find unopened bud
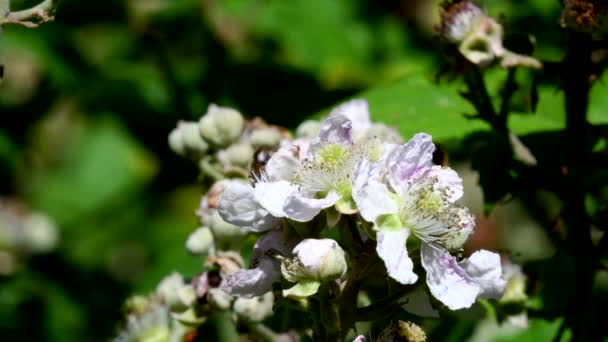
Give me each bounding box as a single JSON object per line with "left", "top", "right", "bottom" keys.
{"left": 186, "top": 227, "right": 214, "bottom": 255}
{"left": 217, "top": 143, "right": 254, "bottom": 169}
{"left": 250, "top": 127, "right": 283, "bottom": 148}
{"left": 233, "top": 292, "right": 274, "bottom": 322}
{"left": 295, "top": 120, "right": 322, "bottom": 139}
{"left": 156, "top": 272, "right": 194, "bottom": 312}
{"left": 22, "top": 213, "right": 58, "bottom": 253}
{"left": 204, "top": 211, "right": 245, "bottom": 250}
{"left": 199, "top": 104, "right": 244, "bottom": 147}
{"left": 168, "top": 121, "right": 209, "bottom": 158}
{"left": 281, "top": 239, "right": 347, "bottom": 283}
{"left": 124, "top": 295, "right": 152, "bottom": 316}
{"left": 377, "top": 321, "right": 427, "bottom": 342}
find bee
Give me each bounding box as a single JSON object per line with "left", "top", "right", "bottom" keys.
{"left": 249, "top": 146, "right": 275, "bottom": 183}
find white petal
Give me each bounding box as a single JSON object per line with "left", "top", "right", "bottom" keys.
{"left": 218, "top": 181, "right": 279, "bottom": 233}
{"left": 314, "top": 114, "right": 353, "bottom": 148}
{"left": 283, "top": 191, "right": 340, "bottom": 222}
{"left": 420, "top": 243, "right": 480, "bottom": 310}
{"left": 254, "top": 181, "right": 298, "bottom": 218}
{"left": 221, "top": 258, "right": 280, "bottom": 298}
{"left": 399, "top": 287, "right": 439, "bottom": 318}
{"left": 426, "top": 166, "right": 464, "bottom": 202}
{"left": 354, "top": 180, "right": 398, "bottom": 223}
{"left": 328, "top": 99, "right": 371, "bottom": 137}
{"left": 459, "top": 250, "right": 506, "bottom": 299}
{"left": 264, "top": 146, "right": 301, "bottom": 181}
{"left": 387, "top": 133, "right": 435, "bottom": 191}
{"left": 376, "top": 230, "right": 418, "bottom": 285}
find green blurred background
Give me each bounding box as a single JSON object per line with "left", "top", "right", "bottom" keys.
{"left": 3, "top": 0, "right": 607, "bottom": 341}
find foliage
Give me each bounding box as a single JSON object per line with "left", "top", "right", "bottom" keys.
{"left": 1, "top": 0, "right": 608, "bottom": 341}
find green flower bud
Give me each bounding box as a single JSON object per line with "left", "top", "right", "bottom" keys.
{"left": 233, "top": 292, "right": 274, "bottom": 322}
{"left": 124, "top": 295, "right": 152, "bottom": 316}
{"left": 185, "top": 227, "right": 214, "bottom": 255}
{"left": 22, "top": 213, "right": 58, "bottom": 254}
{"left": 281, "top": 239, "right": 347, "bottom": 283}
{"left": 168, "top": 121, "right": 209, "bottom": 158}
{"left": 156, "top": 272, "right": 194, "bottom": 312}
{"left": 249, "top": 127, "right": 283, "bottom": 148}
{"left": 199, "top": 104, "right": 244, "bottom": 147}
{"left": 217, "top": 143, "right": 254, "bottom": 170}
{"left": 295, "top": 120, "right": 321, "bottom": 139}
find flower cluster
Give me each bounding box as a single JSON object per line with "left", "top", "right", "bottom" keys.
{"left": 116, "top": 99, "right": 507, "bottom": 341}
{"left": 218, "top": 99, "right": 506, "bottom": 310}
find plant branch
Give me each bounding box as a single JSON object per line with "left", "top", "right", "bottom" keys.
{"left": 1, "top": 0, "right": 55, "bottom": 27}
{"left": 562, "top": 30, "right": 595, "bottom": 341}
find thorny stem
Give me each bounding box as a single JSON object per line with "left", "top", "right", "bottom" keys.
{"left": 463, "top": 66, "right": 505, "bottom": 133}
{"left": 562, "top": 31, "right": 595, "bottom": 341}
{"left": 498, "top": 68, "right": 518, "bottom": 127}
{"left": 1, "top": 0, "right": 55, "bottom": 27}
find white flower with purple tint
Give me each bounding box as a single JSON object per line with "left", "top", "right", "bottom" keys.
{"left": 221, "top": 229, "right": 298, "bottom": 298}
{"left": 218, "top": 99, "right": 376, "bottom": 227}
{"left": 353, "top": 133, "right": 505, "bottom": 309}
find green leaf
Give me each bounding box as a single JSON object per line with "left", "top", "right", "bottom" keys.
{"left": 282, "top": 280, "right": 321, "bottom": 299}
{"left": 26, "top": 116, "right": 157, "bottom": 226}
{"left": 320, "top": 70, "right": 608, "bottom": 142}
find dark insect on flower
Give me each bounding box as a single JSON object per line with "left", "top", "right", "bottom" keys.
{"left": 249, "top": 146, "right": 276, "bottom": 183}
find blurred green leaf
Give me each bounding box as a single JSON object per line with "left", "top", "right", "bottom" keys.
{"left": 26, "top": 115, "right": 157, "bottom": 226}
{"left": 215, "top": 0, "right": 421, "bottom": 88}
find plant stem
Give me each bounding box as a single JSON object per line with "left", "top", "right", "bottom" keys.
{"left": 464, "top": 66, "right": 503, "bottom": 132}
{"left": 1, "top": 0, "right": 55, "bottom": 27}
{"left": 499, "top": 68, "right": 518, "bottom": 127}
{"left": 247, "top": 322, "right": 287, "bottom": 342}
{"left": 562, "top": 31, "right": 594, "bottom": 341}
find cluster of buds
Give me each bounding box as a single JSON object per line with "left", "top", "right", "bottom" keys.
{"left": 0, "top": 198, "right": 59, "bottom": 275}
{"left": 114, "top": 252, "right": 281, "bottom": 341}
{"left": 169, "top": 104, "right": 290, "bottom": 182}
{"left": 438, "top": 0, "right": 541, "bottom": 69}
